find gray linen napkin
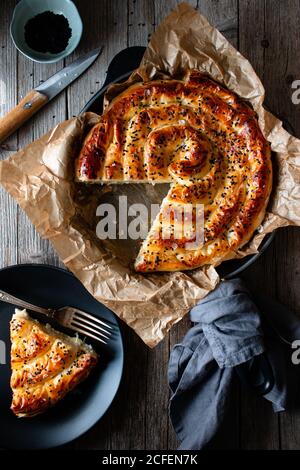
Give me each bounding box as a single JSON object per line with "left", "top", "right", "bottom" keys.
{"left": 168, "top": 279, "right": 300, "bottom": 450}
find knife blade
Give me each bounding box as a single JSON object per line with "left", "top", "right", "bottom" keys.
{"left": 0, "top": 47, "right": 103, "bottom": 144}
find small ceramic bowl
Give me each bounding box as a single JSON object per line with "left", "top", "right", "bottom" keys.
{"left": 10, "top": 0, "right": 83, "bottom": 63}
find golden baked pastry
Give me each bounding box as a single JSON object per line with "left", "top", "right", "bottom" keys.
{"left": 10, "top": 309, "right": 98, "bottom": 417}
{"left": 76, "top": 70, "right": 272, "bottom": 272}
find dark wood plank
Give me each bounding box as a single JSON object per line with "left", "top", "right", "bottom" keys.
{"left": 239, "top": 0, "right": 300, "bottom": 450}
{"left": 109, "top": 327, "right": 148, "bottom": 450}
{"left": 261, "top": 0, "right": 300, "bottom": 449}
{"left": 128, "top": 0, "right": 155, "bottom": 47}
{"left": 154, "top": 0, "right": 196, "bottom": 29}
{"left": 69, "top": 0, "right": 130, "bottom": 117}
{"left": 197, "top": 0, "right": 238, "bottom": 46}
{"left": 0, "top": 0, "right": 18, "bottom": 269}
{"left": 240, "top": 242, "right": 281, "bottom": 448}
{"left": 127, "top": 0, "right": 170, "bottom": 450}
{"left": 274, "top": 227, "right": 300, "bottom": 450}
{"left": 239, "top": 0, "right": 280, "bottom": 450}
{"left": 239, "top": 0, "right": 279, "bottom": 450}
{"left": 145, "top": 339, "right": 170, "bottom": 450}
{"left": 238, "top": 0, "right": 265, "bottom": 74}
{"left": 16, "top": 52, "right": 64, "bottom": 267}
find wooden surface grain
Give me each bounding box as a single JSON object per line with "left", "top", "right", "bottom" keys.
{"left": 0, "top": 0, "right": 300, "bottom": 450}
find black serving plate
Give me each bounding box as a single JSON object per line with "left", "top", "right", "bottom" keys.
{"left": 81, "top": 46, "right": 276, "bottom": 279}
{"left": 0, "top": 264, "right": 123, "bottom": 449}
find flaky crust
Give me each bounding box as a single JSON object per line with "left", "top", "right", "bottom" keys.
{"left": 10, "top": 310, "right": 98, "bottom": 417}
{"left": 76, "top": 70, "right": 272, "bottom": 272}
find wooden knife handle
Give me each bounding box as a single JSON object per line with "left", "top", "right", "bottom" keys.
{"left": 0, "top": 90, "right": 48, "bottom": 144}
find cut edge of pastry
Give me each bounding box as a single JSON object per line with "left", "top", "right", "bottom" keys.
{"left": 12, "top": 309, "right": 96, "bottom": 354}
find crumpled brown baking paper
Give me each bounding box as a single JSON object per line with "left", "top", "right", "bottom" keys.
{"left": 1, "top": 2, "right": 300, "bottom": 347}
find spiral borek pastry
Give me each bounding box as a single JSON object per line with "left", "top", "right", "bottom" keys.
{"left": 76, "top": 71, "right": 272, "bottom": 272}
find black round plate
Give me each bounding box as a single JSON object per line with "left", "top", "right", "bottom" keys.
{"left": 81, "top": 47, "right": 276, "bottom": 279}
{"left": 0, "top": 264, "right": 124, "bottom": 449}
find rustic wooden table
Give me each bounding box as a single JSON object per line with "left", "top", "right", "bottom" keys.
{"left": 1, "top": 0, "right": 299, "bottom": 450}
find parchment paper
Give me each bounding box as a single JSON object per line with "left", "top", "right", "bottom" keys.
{"left": 1, "top": 3, "right": 300, "bottom": 347}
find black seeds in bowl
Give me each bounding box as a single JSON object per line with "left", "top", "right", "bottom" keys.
{"left": 24, "top": 11, "right": 72, "bottom": 54}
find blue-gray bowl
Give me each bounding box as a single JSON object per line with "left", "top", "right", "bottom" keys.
{"left": 10, "top": 0, "right": 83, "bottom": 63}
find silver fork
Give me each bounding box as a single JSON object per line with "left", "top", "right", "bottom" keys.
{"left": 0, "top": 289, "right": 112, "bottom": 345}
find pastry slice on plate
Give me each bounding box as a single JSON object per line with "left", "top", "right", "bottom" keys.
{"left": 10, "top": 309, "right": 98, "bottom": 418}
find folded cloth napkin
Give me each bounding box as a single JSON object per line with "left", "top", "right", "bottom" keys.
{"left": 168, "top": 279, "right": 300, "bottom": 450}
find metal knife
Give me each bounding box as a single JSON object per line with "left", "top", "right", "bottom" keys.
{"left": 0, "top": 47, "right": 103, "bottom": 144}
